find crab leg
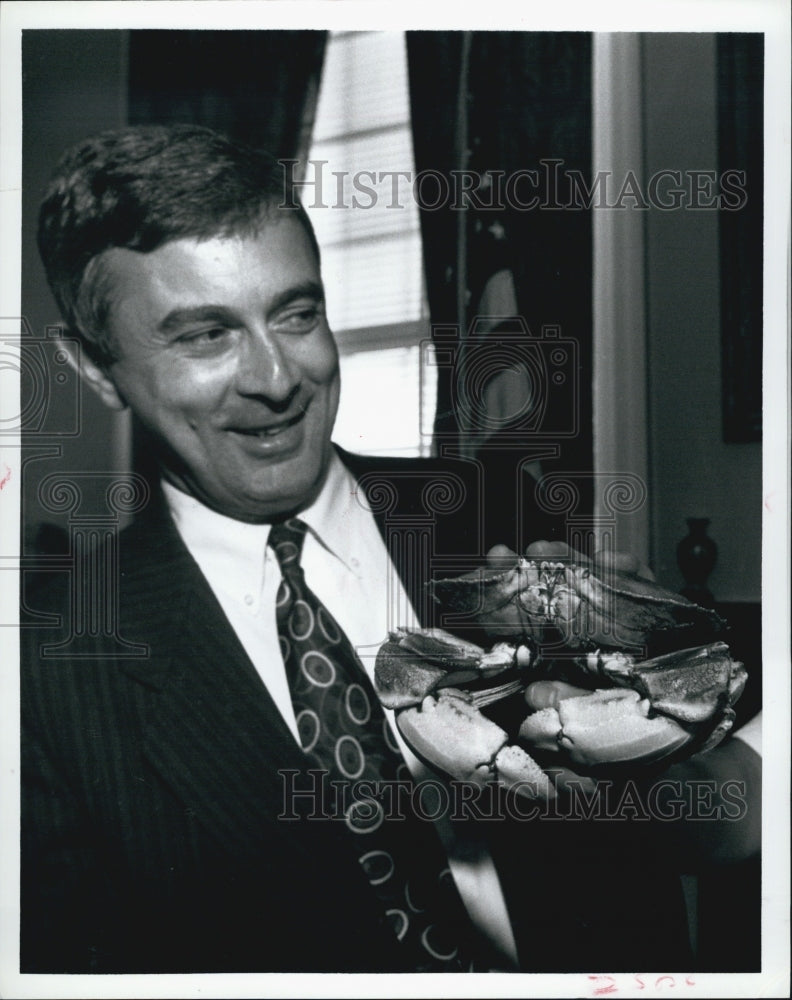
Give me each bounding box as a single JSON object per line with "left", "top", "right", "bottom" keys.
{"left": 374, "top": 627, "right": 529, "bottom": 710}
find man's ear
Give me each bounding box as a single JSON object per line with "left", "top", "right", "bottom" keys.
{"left": 60, "top": 338, "right": 127, "bottom": 411}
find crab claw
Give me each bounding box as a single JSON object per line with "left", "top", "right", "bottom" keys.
{"left": 391, "top": 627, "right": 487, "bottom": 667}
{"left": 520, "top": 641, "right": 747, "bottom": 769}
{"left": 519, "top": 688, "right": 693, "bottom": 768}
{"left": 375, "top": 642, "right": 449, "bottom": 710}
{"left": 397, "top": 691, "right": 555, "bottom": 799}
{"left": 623, "top": 642, "right": 746, "bottom": 724}
{"left": 374, "top": 628, "right": 521, "bottom": 710}
{"left": 584, "top": 642, "right": 747, "bottom": 724}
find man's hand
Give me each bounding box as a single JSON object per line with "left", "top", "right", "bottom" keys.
{"left": 646, "top": 731, "right": 761, "bottom": 867}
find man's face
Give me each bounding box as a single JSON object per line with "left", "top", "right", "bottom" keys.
{"left": 99, "top": 216, "right": 340, "bottom": 521}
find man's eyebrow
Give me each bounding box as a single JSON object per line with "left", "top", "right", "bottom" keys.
{"left": 157, "top": 282, "right": 325, "bottom": 334}
{"left": 266, "top": 281, "right": 325, "bottom": 316}
{"left": 158, "top": 305, "right": 237, "bottom": 334}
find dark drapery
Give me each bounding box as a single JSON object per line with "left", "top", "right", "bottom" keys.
{"left": 128, "top": 29, "right": 326, "bottom": 158}
{"left": 407, "top": 31, "right": 593, "bottom": 537}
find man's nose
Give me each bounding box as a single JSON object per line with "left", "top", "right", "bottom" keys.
{"left": 234, "top": 328, "right": 300, "bottom": 406}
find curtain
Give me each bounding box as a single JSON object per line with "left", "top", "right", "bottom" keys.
{"left": 407, "top": 31, "right": 593, "bottom": 543}
{"left": 128, "top": 30, "right": 326, "bottom": 159}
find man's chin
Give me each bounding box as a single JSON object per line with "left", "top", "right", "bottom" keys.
{"left": 222, "top": 465, "right": 331, "bottom": 523}
{"left": 160, "top": 443, "right": 335, "bottom": 522}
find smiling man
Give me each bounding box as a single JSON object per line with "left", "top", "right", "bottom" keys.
{"left": 76, "top": 226, "right": 339, "bottom": 520}
{"left": 42, "top": 127, "right": 340, "bottom": 523}
{"left": 23, "top": 124, "right": 526, "bottom": 975}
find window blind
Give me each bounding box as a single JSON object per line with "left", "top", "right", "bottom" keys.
{"left": 303, "top": 31, "right": 435, "bottom": 456}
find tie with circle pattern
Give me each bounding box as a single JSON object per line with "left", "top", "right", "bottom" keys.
{"left": 269, "top": 517, "right": 479, "bottom": 972}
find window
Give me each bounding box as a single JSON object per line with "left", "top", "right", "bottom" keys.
{"left": 303, "top": 31, "right": 435, "bottom": 457}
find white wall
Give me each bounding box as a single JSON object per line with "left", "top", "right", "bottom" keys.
{"left": 643, "top": 34, "right": 762, "bottom": 602}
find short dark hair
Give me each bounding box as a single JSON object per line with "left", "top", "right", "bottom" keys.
{"left": 37, "top": 124, "right": 320, "bottom": 367}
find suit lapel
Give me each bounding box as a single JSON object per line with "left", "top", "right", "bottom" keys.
{"left": 118, "top": 497, "right": 310, "bottom": 857}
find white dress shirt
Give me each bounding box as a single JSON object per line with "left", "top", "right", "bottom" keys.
{"left": 162, "top": 452, "right": 519, "bottom": 968}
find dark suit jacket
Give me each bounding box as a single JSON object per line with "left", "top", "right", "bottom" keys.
{"left": 21, "top": 450, "right": 691, "bottom": 973}
{"left": 20, "top": 451, "right": 495, "bottom": 973}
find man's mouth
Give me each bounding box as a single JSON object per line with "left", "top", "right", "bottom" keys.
{"left": 229, "top": 408, "right": 307, "bottom": 438}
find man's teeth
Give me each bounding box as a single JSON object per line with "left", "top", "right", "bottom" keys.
{"left": 237, "top": 414, "right": 302, "bottom": 437}
{"left": 242, "top": 425, "right": 287, "bottom": 437}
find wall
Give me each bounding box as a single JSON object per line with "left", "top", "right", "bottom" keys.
{"left": 643, "top": 34, "right": 762, "bottom": 602}
{"left": 22, "top": 30, "right": 130, "bottom": 541}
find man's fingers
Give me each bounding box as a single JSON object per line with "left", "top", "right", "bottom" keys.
{"left": 525, "top": 540, "right": 574, "bottom": 560}
{"left": 546, "top": 766, "right": 598, "bottom": 797}
{"left": 485, "top": 544, "right": 518, "bottom": 568}
{"left": 525, "top": 680, "right": 591, "bottom": 712}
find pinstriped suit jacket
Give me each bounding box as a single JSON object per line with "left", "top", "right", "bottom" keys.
{"left": 20, "top": 451, "right": 493, "bottom": 974}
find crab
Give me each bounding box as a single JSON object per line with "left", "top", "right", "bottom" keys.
{"left": 428, "top": 556, "right": 726, "bottom": 651}
{"left": 373, "top": 556, "right": 747, "bottom": 799}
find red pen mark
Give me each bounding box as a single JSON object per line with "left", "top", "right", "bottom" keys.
{"left": 634, "top": 975, "right": 646, "bottom": 989}
{"left": 685, "top": 977, "right": 696, "bottom": 987}
{"left": 588, "top": 974, "right": 618, "bottom": 996}
{"left": 655, "top": 975, "right": 676, "bottom": 988}
{"left": 764, "top": 492, "right": 775, "bottom": 512}
{"left": 0, "top": 464, "right": 11, "bottom": 491}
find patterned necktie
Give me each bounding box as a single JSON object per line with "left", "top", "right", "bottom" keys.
{"left": 269, "top": 518, "right": 478, "bottom": 972}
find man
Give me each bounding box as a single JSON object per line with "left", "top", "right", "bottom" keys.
{"left": 23, "top": 124, "right": 760, "bottom": 975}
{"left": 23, "top": 123, "right": 521, "bottom": 974}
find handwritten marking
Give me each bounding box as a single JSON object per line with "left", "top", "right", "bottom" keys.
{"left": 588, "top": 974, "right": 618, "bottom": 996}
{"left": 0, "top": 464, "right": 11, "bottom": 491}
{"left": 586, "top": 974, "right": 697, "bottom": 996}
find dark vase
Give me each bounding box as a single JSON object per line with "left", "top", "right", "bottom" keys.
{"left": 676, "top": 517, "right": 718, "bottom": 606}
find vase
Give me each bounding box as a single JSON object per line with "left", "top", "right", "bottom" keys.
{"left": 676, "top": 518, "right": 718, "bottom": 606}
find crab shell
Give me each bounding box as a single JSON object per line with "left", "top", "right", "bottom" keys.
{"left": 374, "top": 628, "right": 746, "bottom": 794}
{"left": 429, "top": 558, "right": 726, "bottom": 651}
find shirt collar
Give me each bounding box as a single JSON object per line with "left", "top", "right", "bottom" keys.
{"left": 298, "top": 450, "right": 363, "bottom": 572}
{"left": 162, "top": 480, "right": 270, "bottom": 609}
{"left": 161, "top": 451, "right": 360, "bottom": 604}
